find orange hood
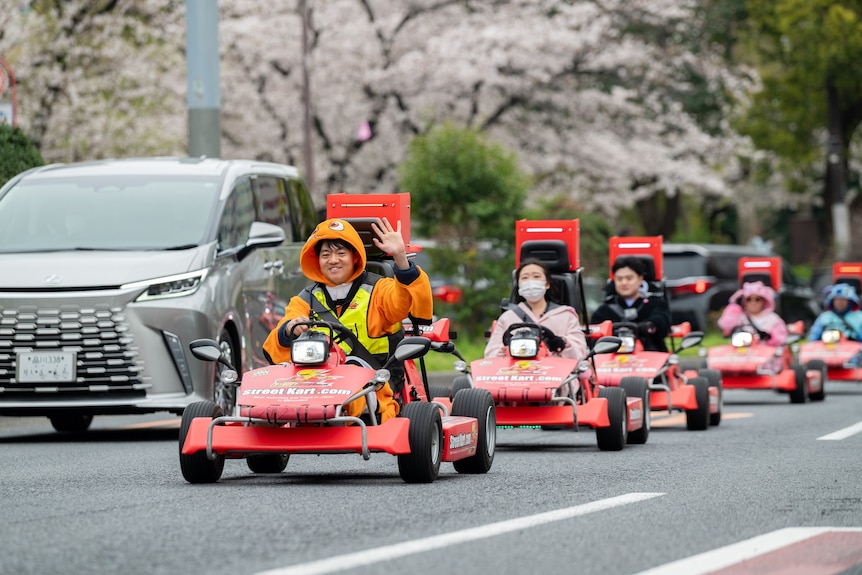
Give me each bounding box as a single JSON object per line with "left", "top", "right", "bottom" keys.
{"left": 299, "top": 219, "right": 366, "bottom": 286}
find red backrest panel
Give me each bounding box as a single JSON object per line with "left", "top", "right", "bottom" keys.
{"left": 738, "top": 256, "right": 781, "bottom": 290}
{"left": 515, "top": 219, "right": 580, "bottom": 272}
{"left": 608, "top": 236, "right": 663, "bottom": 281}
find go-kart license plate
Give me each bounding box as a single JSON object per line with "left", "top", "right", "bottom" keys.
{"left": 17, "top": 352, "right": 77, "bottom": 383}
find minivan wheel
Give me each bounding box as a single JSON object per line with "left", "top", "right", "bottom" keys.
{"left": 214, "top": 329, "right": 239, "bottom": 416}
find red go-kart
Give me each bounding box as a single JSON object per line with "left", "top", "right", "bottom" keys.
{"left": 797, "top": 261, "right": 862, "bottom": 385}
{"left": 798, "top": 329, "right": 862, "bottom": 384}
{"left": 452, "top": 322, "right": 639, "bottom": 451}
{"left": 706, "top": 323, "right": 825, "bottom": 403}
{"left": 590, "top": 320, "right": 720, "bottom": 430}
{"left": 180, "top": 318, "right": 496, "bottom": 483}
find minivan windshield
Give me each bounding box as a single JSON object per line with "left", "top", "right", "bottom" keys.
{"left": 0, "top": 175, "right": 221, "bottom": 253}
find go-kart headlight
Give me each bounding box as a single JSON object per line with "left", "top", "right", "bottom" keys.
{"left": 291, "top": 332, "right": 330, "bottom": 365}
{"left": 618, "top": 335, "right": 636, "bottom": 354}
{"left": 509, "top": 336, "right": 539, "bottom": 359}
{"left": 821, "top": 329, "right": 841, "bottom": 344}
{"left": 731, "top": 331, "right": 753, "bottom": 348}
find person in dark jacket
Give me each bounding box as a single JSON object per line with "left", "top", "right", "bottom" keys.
{"left": 591, "top": 255, "right": 671, "bottom": 352}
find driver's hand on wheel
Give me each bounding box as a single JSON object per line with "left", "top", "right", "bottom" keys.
{"left": 285, "top": 315, "right": 310, "bottom": 337}
{"left": 637, "top": 321, "right": 656, "bottom": 336}
{"left": 545, "top": 334, "right": 566, "bottom": 353}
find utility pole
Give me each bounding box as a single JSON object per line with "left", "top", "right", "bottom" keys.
{"left": 300, "top": 0, "right": 315, "bottom": 196}
{"left": 185, "top": 0, "right": 221, "bottom": 158}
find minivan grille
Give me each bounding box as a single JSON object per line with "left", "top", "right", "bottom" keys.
{"left": 0, "top": 304, "right": 149, "bottom": 395}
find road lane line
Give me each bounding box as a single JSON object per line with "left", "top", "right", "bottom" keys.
{"left": 255, "top": 492, "right": 665, "bottom": 575}
{"left": 818, "top": 420, "right": 862, "bottom": 440}
{"left": 630, "top": 527, "right": 862, "bottom": 575}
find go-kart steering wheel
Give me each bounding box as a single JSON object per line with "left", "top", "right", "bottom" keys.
{"left": 290, "top": 319, "right": 355, "bottom": 344}
{"left": 502, "top": 322, "right": 564, "bottom": 352}
{"left": 611, "top": 321, "right": 641, "bottom": 336}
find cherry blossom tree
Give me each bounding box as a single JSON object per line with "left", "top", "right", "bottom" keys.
{"left": 1, "top": 0, "right": 773, "bottom": 236}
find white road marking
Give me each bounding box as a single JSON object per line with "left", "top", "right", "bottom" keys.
{"left": 818, "top": 420, "right": 862, "bottom": 440}
{"left": 255, "top": 492, "right": 665, "bottom": 575}
{"left": 630, "top": 527, "right": 862, "bottom": 575}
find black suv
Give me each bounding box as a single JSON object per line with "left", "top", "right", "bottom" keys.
{"left": 662, "top": 243, "right": 821, "bottom": 332}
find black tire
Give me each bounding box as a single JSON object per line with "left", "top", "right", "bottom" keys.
{"left": 247, "top": 453, "right": 290, "bottom": 474}
{"left": 179, "top": 401, "right": 225, "bottom": 484}
{"left": 685, "top": 377, "right": 710, "bottom": 431}
{"left": 452, "top": 375, "right": 472, "bottom": 395}
{"left": 806, "top": 360, "right": 827, "bottom": 402}
{"left": 619, "top": 377, "right": 650, "bottom": 445}
{"left": 450, "top": 388, "right": 496, "bottom": 474}
{"left": 789, "top": 364, "right": 808, "bottom": 404}
{"left": 429, "top": 385, "right": 452, "bottom": 400}
{"left": 697, "top": 368, "right": 723, "bottom": 426}
{"left": 398, "top": 402, "right": 442, "bottom": 483}
{"left": 678, "top": 357, "right": 707, "bottom": 371}
{"left": 596, "top": 387, "right": 627, "bottom": 451}
{"left": 213, "top": 329, "right": 239, "bottom": 416}
{"left": 49, "top": 413, "right": 94, "bottom": 433}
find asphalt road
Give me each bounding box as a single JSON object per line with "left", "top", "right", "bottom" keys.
{"left": 1, "top": 380, "right": 860, "bottom": 575}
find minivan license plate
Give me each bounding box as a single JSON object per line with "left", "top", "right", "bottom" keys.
{"left": 17, "top": 352, "right": 77, "bottom": 383}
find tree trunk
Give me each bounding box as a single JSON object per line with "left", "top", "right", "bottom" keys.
{"left": 826, "top": 77, "right": 849, "bottom": 260}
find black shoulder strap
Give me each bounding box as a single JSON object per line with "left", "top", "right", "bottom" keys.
{"left": 506, "top": 302, "right": 535, "bottom": 324}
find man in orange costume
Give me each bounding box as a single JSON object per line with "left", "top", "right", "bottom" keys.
{"left": 263, "top": 217, "right": 433, "bottom": 422}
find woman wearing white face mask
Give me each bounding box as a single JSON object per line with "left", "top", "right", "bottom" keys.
{"left": 484, "top": 259, "right": 588, "bottom": 361}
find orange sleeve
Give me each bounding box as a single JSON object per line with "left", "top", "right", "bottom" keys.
{"left": 366, "top": 268, "right": 433, "bottom": 337}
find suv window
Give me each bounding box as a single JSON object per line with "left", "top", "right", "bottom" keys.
{"left": 705, "top": 254, "right": 740, "bottom": 280}
{"left": 254, "top": 176, "right": 294, "bottom": 238}
{"left": 218, "top": 176, "right": 256, "bottom": 250}
{"left": 663, "top": 252, "right": 706, "bottom": 278}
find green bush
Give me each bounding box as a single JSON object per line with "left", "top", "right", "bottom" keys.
{"left": 0, "top": 123, "right": 45, "bottom": 188}
{"left": 399, "top": 122, "right": 530, "bottom": 338}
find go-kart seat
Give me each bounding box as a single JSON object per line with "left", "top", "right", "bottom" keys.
{"left": 508, "top": 239, "right": 584, "bottom": 315}
{"left": 835, "top": 277, "right": 862, "bottom": 294}
{"left": 740, "top": 272, "right": 773, "bottom": 288}
{"left": 603, "top": 255, "right": 666, "bottom": 301}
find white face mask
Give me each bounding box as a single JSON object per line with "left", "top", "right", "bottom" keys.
{"left": 518, "top": 280, "right": 547, "bottom": 303}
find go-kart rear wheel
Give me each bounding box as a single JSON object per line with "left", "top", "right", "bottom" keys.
{"left": 806, "top": 360, "right": 826, "bottom": 402}
{"left": 451, "top": 388, "right": 496, "bottom": 474}
{"left": 247, "top": 453, "right": 290, "bottom": 474}
{"left": 398, "top": 402, "right": 442, "bottom": 483}
{"left": 179, "top": 401, "right": 225, "bottom": 484}
{"left": 685, "top": 377, "right": 710, "bottom": 431}
{"left": 452, "top": 375, "right": 472, "bottom": 395}
{"left": 789, "top": 364, "right": 808, "bottom": 404}
{"left": 697, "top": 368, "right": 723, "bottom": 426}
{"left": 679, "top": 357, "right": 707, "bottom": 371}
{"left": 49, "top": 413, "right": 94, "bottom": 433}
{"left": 596, "top": 387, "right": 627, "bottom": 451}
{"left": 619, "top": 377, "right": 650, "bottom": 445}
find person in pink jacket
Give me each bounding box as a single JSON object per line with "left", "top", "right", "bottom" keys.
{"left": 717, "top": 280, "right": 788, "bottom": 346}
{"left": 485, "top": 259, "right": 589, "bottom": 360}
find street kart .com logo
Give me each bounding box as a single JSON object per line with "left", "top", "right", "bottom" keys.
{"left": 497, "top": 361, "right": 551, "bottom": 377}
{"left": 270, "top": 369, "right": 342, "bottom": 387}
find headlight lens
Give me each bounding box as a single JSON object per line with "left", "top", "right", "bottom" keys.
{"left": 126, "top": 270, "right": 207, "bottom": 301}
{"left": 618, "top": 335, "right": 636, "bottom": 354}
{"left": 731, "top": 331, "right": 753, "bottom": 347}
{"left": 509, "top": 336, "right": 539, "bottom": 359}
{"left": 292, "top": 337, "right": 329, "bottom": 365}
{"left": 821, "top": 330, "right": 841, "bottom": 344}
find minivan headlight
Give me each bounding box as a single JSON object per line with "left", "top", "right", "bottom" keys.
{"left": 125, "top": 270, "right": 208, "bottom": 301}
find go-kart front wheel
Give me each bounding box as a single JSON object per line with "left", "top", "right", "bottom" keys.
{"left": 685, "top": 377, "right": 710, "bottom": 431}
{"left": 451, "top": 388, "right": 496, "bottom": 474}
{"left": 789, "top": 365, "right": 809, "bottom": 404}
{"left": 805, "top": 360, "right": 826, "bottom": 402}
{"left": 697, "top": 368, "right": 723, "bottom": 426}
{"left": 596, "top": 387, "right": 627, "bottom": 451}
{"left": 398, "top": 402, "right": 443, "bottom": 483}
{"left": 619, "top": 377, "right": 649, "bottom": 445}
{"left": 179, "top": 401, "right": 225, "bottom": 484}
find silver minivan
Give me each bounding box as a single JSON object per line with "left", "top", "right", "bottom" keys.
{"left": 0, "top": 157, "right": 318, "bottom": 431}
